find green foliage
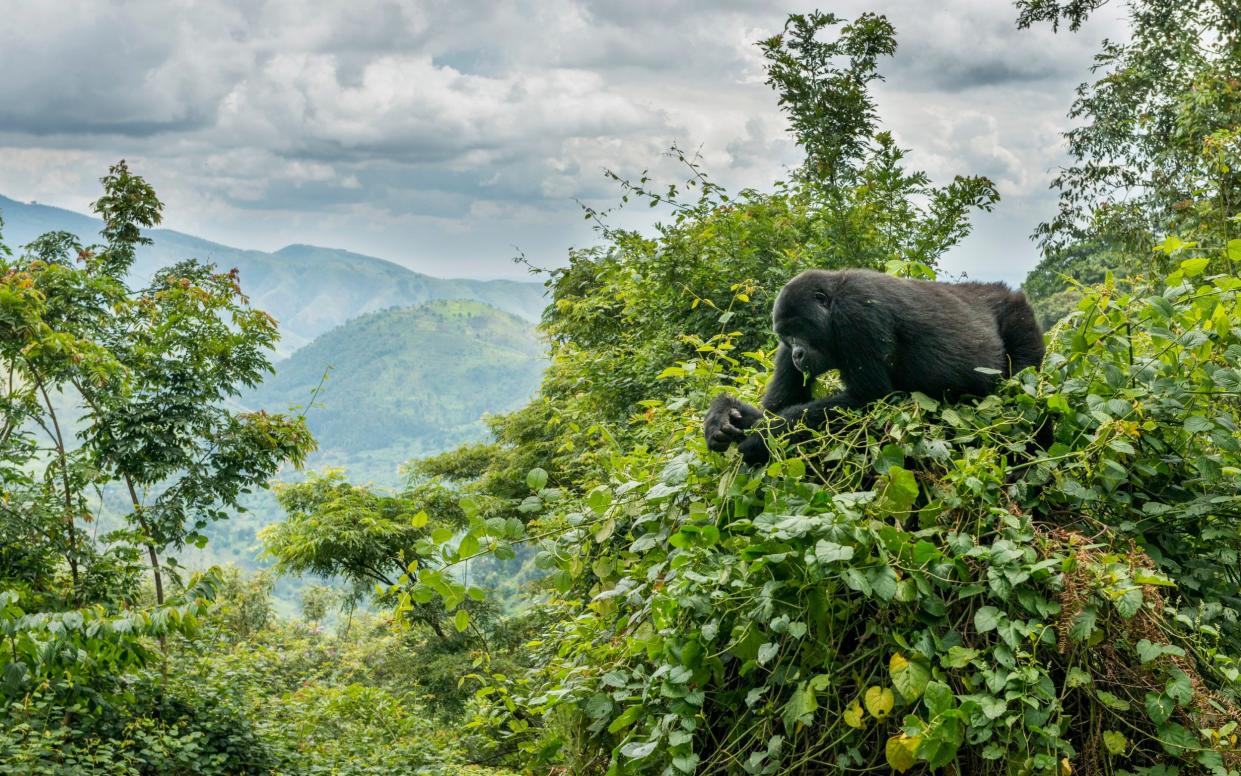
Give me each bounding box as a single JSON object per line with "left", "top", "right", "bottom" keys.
{"left": 213, "top": 566, "right": 275, "bottom": 640}
{"left": 300, "top": 583, "right": 338, "bottom": 623}
{"left": 1014, "top": 0, "right": 1107, "bottom": 33}
{"left": 0, "top": 161, "right": 315, "bottom": 609}
{"left": 1022, "top": 239, "right": 1135, "bottom": 328}
{"left": 264, "top": 470, "right": 504, "bottom": 641}
{"left": 182, "top": 575, "right": 529, "bottom": 774}
{"left": 759, "top": 11, "right": 897, "bottom": 185}
{"left": 1019, "top": 0, "right": 1241, "bottom": 255}
{"left": 0, "top": 582, "right": 211, "bottom": 710}
{"left": 0, "top": 163, "right": 316, "bottom": 771}
{"left": 1020, "top": 0, "right": 1241, "bottom": 335}
{"left": 0, "top": 577, "right": 268, "bottom": 776}
{"left": 454, "top": 251, "right": 1241, "bottom": 774}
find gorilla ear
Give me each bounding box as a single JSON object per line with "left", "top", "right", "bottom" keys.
{"left": 814, "top": 290, "right": 828, "bottom": 305}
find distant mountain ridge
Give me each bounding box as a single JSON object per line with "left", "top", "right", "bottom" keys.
{"left": 0, "top": 195, "right": 547, "bottom": 354}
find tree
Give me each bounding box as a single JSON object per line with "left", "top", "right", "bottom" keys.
{"left": 263, "top": 470, "right": 496, "bottom": 641}
{"left": 0, "top": 162, "right": 314, "bottom": 608}
{"left": 1017, "top": 0, "right": 1241, "bottom": 255}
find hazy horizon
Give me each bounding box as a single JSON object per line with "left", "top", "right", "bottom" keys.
{"left": 0, "top": 1, "right": 1126, "bottom": 285}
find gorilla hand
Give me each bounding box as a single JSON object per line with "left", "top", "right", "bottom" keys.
{"left": 704, "top": 394, "right": 762, "bottom": 452}
{"left": 735, "top": 408, "right": 815, "bottom": 467}
{"left": 736, "top": 430, "right": 773, "bottom": 466}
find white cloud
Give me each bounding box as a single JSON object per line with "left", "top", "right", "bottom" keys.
{"left": 0, "top": 0, "right": 1126, "bottom": 281}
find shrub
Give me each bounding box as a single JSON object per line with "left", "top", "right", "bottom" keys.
{"left": 459, "top": 255, "right": 1241, "bottom": 774}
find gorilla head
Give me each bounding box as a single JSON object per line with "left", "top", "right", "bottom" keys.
{"left": 771, "top": 270, "right": 836, "bottom": 377}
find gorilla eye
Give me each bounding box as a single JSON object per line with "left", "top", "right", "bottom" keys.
{"left": 814, "top": 290, "right": 828, "bottom": 304}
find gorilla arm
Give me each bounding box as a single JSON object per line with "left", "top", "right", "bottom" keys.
{"left": 704, "top": 345, "right": 809, "bottom": 454}
{"left": 735, "top": 312, "right": 897, "bottom": 465}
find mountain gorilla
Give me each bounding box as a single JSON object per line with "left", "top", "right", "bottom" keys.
{"left": 704, "top": 269, "right": 1045, "bottom": 465}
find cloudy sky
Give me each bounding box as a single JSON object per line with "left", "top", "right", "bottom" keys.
{"left": 0, "top": 0, "right": 1126, "bottom": 284}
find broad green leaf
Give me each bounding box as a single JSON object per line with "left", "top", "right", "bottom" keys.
{"left": 842, "top": 568, "right": 872, "bottom": 596}
{"left": 585, "top": 693, "right": 613, "bottom": 719}
{"left": 1096, "top": 691, "right": 1130, "bottom": 712}
{"left": 1113, "top": 587, "right": 1143, "bottom": 619}
{"left": 876, "top": 466, "right": 919, "bottom": 514}
{"left": 1065, "top": 667, "right": 1091, "bottom": 688}
{"left": 942, "top": 646, "right": 978, "bottom": 668}
{"left": 782, "top": 681, "right": 818, "bottom": 730}
{"left": 974, "top": 606, "right": 1001, "bottom": 633}
{"left": 869, "top": 565, "right": 899, "bottom": 601}
{"left": 1069, "top": 606, "right": 1098, "bottom": 642}
{"left": 1102, "top": 730, "right": 1126, "bottom": 755}
{"left": 923, "top": 681, "right": 954, "bottom": 716}
{"left": 757, "top": 642, "right": 779, "bottom": 665}
{"left": 1155, "top": 235, "right": 1191, "bottom": 255}
{"left": 784, "top": 458, "right": 806, "bottom": 479}
{"left": 587, "top": 487, "right": 612, "bottom": 513}
{"left": 889, "top": 652, "right": 930, "bottom": 701}
{"left": 911, "top": 391, "right": 938, "bottom": 410}
{"left": 814, "top": 540, "right": 854, "bottom": 564}
{"left": 979, "top": 696, "right": 1007, "bottom": 719}
{"left": 607, "top": 704, "right": 642, "bottom": 734}
{"left": 1157, "top": 721, "right": 1197, "bottom": 753}
{"left": 1135, "top": 638, "right": 1185, "bottom": 664}
{"left": 1144, "top": 692, "right": 1172, "bottom": 725}
{"left": 1165, "top": 669, "right": 1193, "bottom": 705}
{"left": 458, "top": 532, "right": 480, "bottom": 558}
{"left": 620, "top": 739, "right": 657, "bottom": 759}
{"left": 526, "top": 467, "right": 549, "bottom": 491}
{"left": 1180, "top": 257, "right": 1210, "bottom": 277}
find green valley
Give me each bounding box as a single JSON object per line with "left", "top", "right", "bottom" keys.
{"left": 243, "top": 299, "right": 545, "bottom": 486}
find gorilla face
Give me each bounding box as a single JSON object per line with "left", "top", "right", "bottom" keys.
{"left": 772, "top": 271, "right": 833, "bottom": 377}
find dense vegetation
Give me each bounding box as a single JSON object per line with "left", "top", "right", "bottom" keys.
{"left": 4, "top": 2, "right": 1241, "bottom": 775}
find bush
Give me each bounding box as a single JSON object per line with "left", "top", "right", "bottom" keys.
{"left": 462, "top": 254, "right": 1241, "bottom": 774}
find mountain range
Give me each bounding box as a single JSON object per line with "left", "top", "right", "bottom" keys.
{"left": 0, "top": 195, "right": 547, "bottom": 354}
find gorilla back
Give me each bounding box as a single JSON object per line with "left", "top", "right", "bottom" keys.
{"left": 704, "top": 268, "right": 1044, "bottom": 465}
{"left": 773, "top": 269, "right": 1043, "bottom": 398}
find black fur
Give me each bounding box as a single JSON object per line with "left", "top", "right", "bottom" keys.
{"left": 704, "top": 269, "right": 1045, "bottom": 465}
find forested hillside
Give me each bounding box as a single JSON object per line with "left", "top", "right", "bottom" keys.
{"left": 4, "top": 3, "right": 1241, "bottom": 776}
{"left": 244, "top": 299, "right": 544, "bottom": 484}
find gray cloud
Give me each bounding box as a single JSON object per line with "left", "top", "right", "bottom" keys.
{"left": 0, "top": 0, "right": 1125, "bottom": 283}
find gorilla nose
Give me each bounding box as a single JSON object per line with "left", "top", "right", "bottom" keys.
{"left": 791, "top": 346, "right": 805, "bottom": 369}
